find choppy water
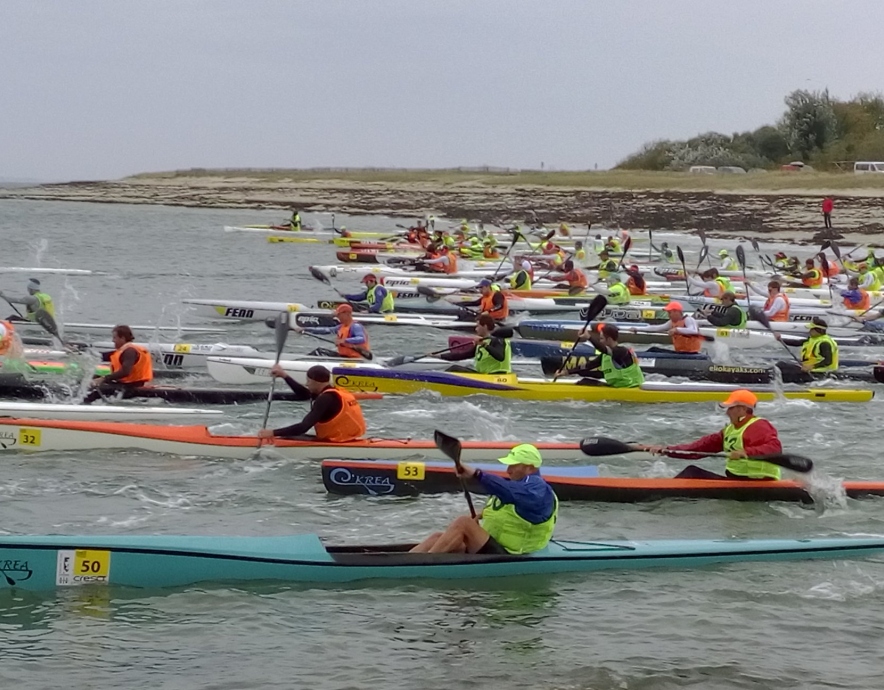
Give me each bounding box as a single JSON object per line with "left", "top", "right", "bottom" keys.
{"left": 2, "top": 199, "right": 884, "bottom": 689}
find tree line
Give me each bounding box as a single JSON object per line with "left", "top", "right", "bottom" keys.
{"left": 617, "top": 89, "right": 884, "bottom": 171}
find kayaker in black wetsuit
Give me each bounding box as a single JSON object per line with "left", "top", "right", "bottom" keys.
{"left": 256, "top": 364, "right": 366, "bottom": 442}
{"left": 695, "top": 292, "right": 747, "bottom": 329}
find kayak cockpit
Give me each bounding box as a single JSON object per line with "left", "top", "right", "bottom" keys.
{"left": 325, "top": 543, "right": 526, "bottom": 565}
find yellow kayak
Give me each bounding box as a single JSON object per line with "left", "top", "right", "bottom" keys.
{"left": 331, "top": 369, "right": 874, "bottom": 404}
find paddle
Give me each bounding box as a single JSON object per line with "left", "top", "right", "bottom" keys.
{"left": 416, "top": 285, "right": 480, "bottom": 315}
{"left": 695, "top": 245, "right": 709, "bottom": 272}
{"left": 434, "top": 430, "right": 476, "bottom": 517}
{"left": 309, "top": 265, "right": 360, "bottom": 302}
{"left": 491, "top": 227, "right": 523, "bottom": 280}
{"left": 257, "top": 312, "right": 291, "bottom": 446}
{"left": 818, "top": 252, "right": 835, "bottom": 302}
{"left": 578, "top": 436, "right": 814, "bottom": 473}
{"left": 553, "top": 295, "right": 608, "bottom": 381}
{"left": 747, "top": 306, "right": 802, "bottom": 364}
{"left": 614, "top": 236, "right": 633, "bottom": 272}
{"left": 677, "top": 246, "right": 691, "bottom": 295}
{"left": 736, "top": 244, "right": 750, "bottom": 294}
{"left": 385, "top": 327, "right": 513, "bottom": 367}
{"left": 0, "top": 294, "right": 68, "bottom": 347}
{"left": 1, "top": 294, "right": 24, "bottom": 320}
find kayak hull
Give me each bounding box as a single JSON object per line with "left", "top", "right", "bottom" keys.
{"left": 0, "top": 402, "right": 221, "bottom": 422}
{"left": 331, "top": 368, "right": 874, "bottom": 403}
{"left": 1, "top": 533, "right": 883, "bottom": 591}
{"left": 321, "top": 459, "right": 884, "bottom": 503}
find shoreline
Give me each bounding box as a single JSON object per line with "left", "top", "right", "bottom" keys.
{"left": 2, "top": 169, "right": 883, "bottom": 244}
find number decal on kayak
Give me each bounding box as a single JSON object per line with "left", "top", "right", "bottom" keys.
{"left": 287, "top": 304, "right": 301, "bottom": 312}
{"left": 18, "top": 428, "right": 41, "bottom": 447}
{"left": 57, "top": 549, "right": 111, "bottom": 586}
{"left": 349, "top": 254, "right": 357, "bottom": 260}
{"left": 397, "top": 462, "right": 425, "bottom": 480}
{"left": 383, "top": 314, "right": 398, "bottom": 322}
{"left": 641, "top": 309, "right": 656, "bottom": 319}
{"left": 173, "top": 344, "right": 192, "bottom": 353}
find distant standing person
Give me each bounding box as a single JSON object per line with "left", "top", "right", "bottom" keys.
{"left": 821, "top": 196, "right": 834, "bottom": 229}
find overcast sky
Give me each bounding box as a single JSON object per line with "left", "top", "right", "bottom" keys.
{"left": 2, "top": 0, "right": 883, "bottom": 181}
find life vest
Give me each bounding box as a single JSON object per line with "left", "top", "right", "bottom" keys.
{"left": 27, "top": 291, "right": 55, "bottom": 320}
{"left": 723, "top": 416, "right": 781, "bottom": 480}
{"left": 859, "top": 270, "right": 882, "bottom": 291}
{"left": 721, "top": 306, "right": 748, "bottom": 329}
{"left": 479, "top": 287, "right": 509, "bottom": 320}
{"left": 600, "top": 349, "right": 644, "bottom": 388}
{"left": 607, "top": 283, "right": 630, "bottom": 305}
{"left": 336, "top": 323, "right": 370, "bottom": 359}
{"left": 574, "top": 248, "right": 586, "bottom": 262}
{"left": 626, "top": 275, "right": 646, "bottom": 295}
{"left": 481, "top": 490, "right": 558, "bottom": 554}
{"left": 483, "top": 245, "right": 500, "bottom": 259}
{"left": 366, "top": 285, "right": 395, "bottom": 313}
{"left": 803, "top": 269, "right": 823, "bottom": 288}
{"left": 606, "top": 239, "right": 622, "bottom": 253}
{"left": 800, "top": 334, "right": 839, "bottom": 372}
{"left": 844, "top": 289, "right": 871, "bottom": 311}
{"left": 564, "top": 269, "right": 587, "bottom": 289}
{"left": 763, "top": 293, "right": 790, "bottom": 321}
{"left": 509, "top": 270, "right": 532, "bottom": 291}
{"left": 312, "top": 388, "right": 367, "bottom": 443}
{"left": 671, "top": 317, "right": 703, "bottom": 353}
{"left": 721, "top": 258, "right": 738, "bottom": 272}
{"left": 443, "top": 252, "right": 458, "bottom": 275}
{"left": 704, "top": 277, "right": 732, "bottom": 299}
{"left": 823, "top": 262, "right": 840, "bottom": 278}
{"left": 109, "top": 342, "right": 153, "bottom": 384}
{"left": 290, "top": 213, "right": 301, "bottom": 231}
{"left": 474, "top": 338, "right": 512, "bottom": 374}
{"left": 0, "top": 320, "right": 16, "bottom": 356}
{"left": 598, "top": 259, "right": 618, "bottom": 278}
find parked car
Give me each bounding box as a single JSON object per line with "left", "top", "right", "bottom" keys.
{"left": 854, "top": 161, "right": 884, "bottom": 174}
{"left": 689, "top": 166, "right": 717, "bottom": 174}
{"left": 781, "top": 161, "right": 814, "bottom": 172}
{"left": 717, "top": 166, "right": 747, "bottom": 174}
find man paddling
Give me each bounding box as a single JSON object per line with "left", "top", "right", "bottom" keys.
{"left": 458, "top": 279, "right": 509, "bottom": 321}
{"left": 343, "top": 274, "right": 395, "bottom": 314}
{"left": 643, "top": 301, "right": 704, "bottom": 354}
{"left": 639, "top": 389, "right": 783, "bottom": 480}
{"left": 257, "top": 364, "right": 366, "bottom": 442}
{"left": 778, "top": 316, "right": 839, "bottom": 374}
{"left": 556, "top": 324, "right": 644, "bottom": 388}
{"left": 1, "top": 278, "right": 55, "bottom": 323}
{"left": 695, "top": 291, "right": 746, "bottom": 328}
{"left": 297, "top": 304, "right": 370, "bottom": 359}
{"left": 83, "top": 325, "right": 153, "bottom": 404}
{"left": 436, "top": 314, "right": 513, "bottom": 374}
{"left": 410, "top": 444, "right": 558, "bottom": 554}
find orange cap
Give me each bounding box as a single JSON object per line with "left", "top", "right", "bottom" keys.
{"left": 335, "top": 303, "right": 353, "bottom": 314}
{"left": 662, "top": 301, "right": 684, "bottom": 312}
{"left": 720, "top": 389, "right": 758, "bottom": 410}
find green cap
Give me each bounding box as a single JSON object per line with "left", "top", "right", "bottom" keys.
{"left": 498, "top": 444, "right": 543, "bottom": 468}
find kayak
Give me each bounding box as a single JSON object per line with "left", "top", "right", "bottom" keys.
{"left": 321, "top": 459, "right": 884, "bottom": 503}
{"left": 13, "top": 322, "right": 226, "bottom": 335}
{"left": 183, "top": 299, "right": 309, "bottom": 321}
{"left": 0, "top": 402, "right": 222, "bottom": 422}
{"left": 92, "top": 341, "right": 266, "bottom": 370}
{"left": 330, "top": 368, "right": 874, "bottom": 403}
{"left": 2, "top": 533, "right": 883, "bottom": 591}
{"left": 0, "top": 267, "right": 93, "bottom": 276}
{"left": 268, "top": 236, "right": 391, "bottom": 247}
{"left": 289, "top": 312, "right": 478, "bottom": 331}
{"left": 0, "top": 419, "right": 584, "bottom": 460}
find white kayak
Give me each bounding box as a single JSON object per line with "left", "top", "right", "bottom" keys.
{"left": 0, "top": 267, "right": 93, "bottom": 276}
{"left": 311, "top": 264, "right": 507, "bottom": 280}
{"left": 0, "top": 402, "right": 222, "bottom": 422}
{"left": 14, "top": 322, "right": 227, "bottom": 335}
{"left": 92, "top": 341, "right": 266, "bottom": 370}
{"left": 183, "top": 299, "right": 309, "bottom": 321}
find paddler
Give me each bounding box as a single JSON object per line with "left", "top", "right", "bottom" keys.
{"left": 602, "top": 274, "right": 630, "bottom": 305}
{"left": 297, "top": 304, "right": 371, "bottom": 359}
{"left": 689, "top": 268, "right": 732, "bottom": 299}
{"left": 605, "top": 235, "right": 622, "bottom": 253}
{"left": 410, "top": 443, "right": 557, "bottom": 554}
{"left": 82, "top": 325, "right": 153, "bottom": 404}
{"left": 801, "top": 258, "right": 823, "bottom": 288}
{"left": 841, "top": 277, "right": 871, "bottom": 311}
{"left": 482, "top": 235, "right": 500, "bottom": 259}
{"left": 718, "top": 249, "right": 739, "bottom": 272}
{"left": 761, "top": 280, "right": 790, "bottom": 321}
{"left": 638, "top": 389, "right": 783, "bottom": 481}
{"left": 644, "top": 301, "right": 704, "bottom": 354}
{"left": 555, "top": 259, "right": 588, "bottom": 292}
{"left": 595, "top": 250, "right": 619, "bottom": 278}
{"left": 257, "top": 364, "right": 366, "bottom": 442}
{"left": 625, "top": 265, "right": 647, "bottom": 295}
{"left": 777, "top": 316, "right": 839, "bottom": 373}
{"left": 421, "top": 245, "right": 458, "bottom": 274}
{"left": 508, "top": 259, "right": 533, "bottom": 290}
{"left": 0, "top": 319, "right": 23, "bottom": 358}
{"left": 658, "top": 242, "right": 676, "bottom": 263}
{"left": 572, "top": 240, "right": 587, "bottom": 263}
{"left": 0, "top": 278, "right": 55, "bottom": 323}
{"left": 695, "top": 291, "right": 747, "bottom": 329}
{"left": 856, "top": 263, "right": 881, "bottom": 291}
{"left": 556, "top": 324, "right": 644, "bottom": 388}
{"left": 773, "top": 252, "right": 790, "bottom": 271}
{"left": 541, "top": 240, "right": 566, "bottom": 267}
{"left": 434, "top": 313, "right": 512, "bottom": 374}
{"left": 288, "top": 209, "right": 302, "bottom": 231}
{"left": 459, "top": 279, "right": 508, "bottom": 321}
{"left": 343, "top": 274, "right": 395, "bottom": 314}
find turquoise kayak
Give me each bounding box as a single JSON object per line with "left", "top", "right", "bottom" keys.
{"left": 1, "top": 534, "right": 883, "bottom": 591}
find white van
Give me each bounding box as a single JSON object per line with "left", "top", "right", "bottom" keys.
{"left": 854, "top": 161, "right": 884, "bottom": 174}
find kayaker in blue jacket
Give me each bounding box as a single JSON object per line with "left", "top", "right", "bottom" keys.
{"left": 342, "top": 274, "right": 394, "bottom": 313}
{"left": 410, "top": 444, "right": 558, "bottom": 555}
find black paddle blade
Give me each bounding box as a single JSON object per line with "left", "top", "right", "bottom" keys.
{"left": 434, "top": 430, "right": 463, "bottom": 466}
{"left": 736, "top": 245, "right": 746, "bottom": 270}
{"left": 272, "top": 312, "right": 290, "bottom": 355}
{"left": 386, "top": 355, "right": 408, "bottom": 367}
{"left": 751, "top": 239, "right": 760, "bottom": 253}
{"left": 579, "top": 436, "right": 636, "bottom": 457}
{"left": 747, "top": 305, "right": 771, "bottom": 329}
{"left": 830, "top": 241, "right": 842, "bottom": 261}
{"left": 757, "top": 453, "right": 814, "bottom": 473}
{"left": 417, "top": 285, "right": 442, "bottom": 302}
{"left": 697, "top": 229, "right": 707, "bottom": 246}
{"left": 696, "top": 245, "right": 709, "bottom": 270}
{"left": 309, "top": 266, "right": 333, "bottom": 285}
{"left": 583, "top": 295, "right": 608, "bottom": 324}
{"left": 677, "top": 246, "right": 686, "bottom": 266}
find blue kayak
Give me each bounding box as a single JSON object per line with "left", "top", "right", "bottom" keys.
{"left": 1, "top": 534, "right": 883, "bottom": 591}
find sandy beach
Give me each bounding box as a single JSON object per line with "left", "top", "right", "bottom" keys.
{"left": 2, "top": 169, "right": 883, "bottom": 244}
